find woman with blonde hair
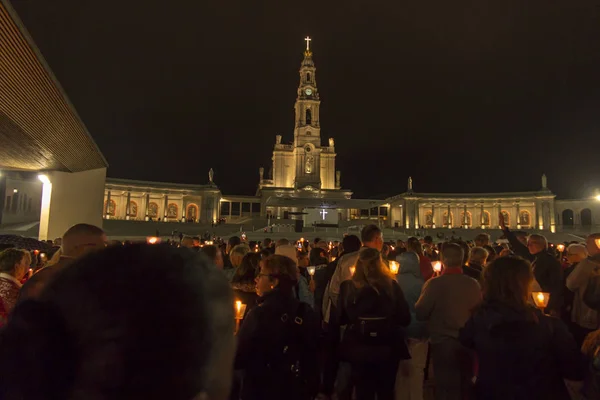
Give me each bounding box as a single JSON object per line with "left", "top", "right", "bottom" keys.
{"left": 335, "top": 247, "right": 411, "bottom": 400}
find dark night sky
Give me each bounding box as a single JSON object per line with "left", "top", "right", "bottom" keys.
{"left": 9, "top": 0, "right": 600, "bottom": 199}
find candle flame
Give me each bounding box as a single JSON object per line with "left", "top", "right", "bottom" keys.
{"left": 390, "top": 261, "right": 399, "bottom": 274}
{"left": 349, "top": 266, "right": 356, "bottom": 276}
{"left": 235, "top": 300, "right": 242, "bottom": 314}
{"left": 536, "top": 293, "right": 544, "bottom": 303}
{"left": 433, "top": 261, "right": 442, "bottom": 272}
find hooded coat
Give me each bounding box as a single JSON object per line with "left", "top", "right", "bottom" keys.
{"left": 460, "top": 301, "right": 583, "bottom": 399}
{"left": 396, "top": 252, "right": 427, "bottom": 339}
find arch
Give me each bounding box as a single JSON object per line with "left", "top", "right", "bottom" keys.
{"left": 581, "top": 208, "right": 592, "bottom": 226}
{"left": 501, "top": 211, "right": 510, "bottom": 227}
{"left": 104, "top": 199, "right": 116, "bottom": 216}
{"left": 148, "top": 202, "right": 159, "bottom": 218}
{"left": 167, "top": 203, "right": 178, "bottom": 219}
{"left": 460, "top": 211, "right": 472, "bottom": 226}
{"left": 424, "top": 211, "right": 433, "bottom": 228}
{"left": 186, "top": 203, "right": 199, "bottom": 221}
{"left": 129, "top": 201, "right": 138, "bottom": 218}
{"left": 482, "top": 211, "right": 491, "bottom": 226}
{"left": 519, "top": 210, "right": 531, "bottom": 227}
{"left": 562, "top": 209, "right": 574, "bottom": 226}
{"left": 305, "top": 108, "right": 312, "bottom": 125}
{"left": 306, "top": 72, "right": 311, "bottom": 82}
{"left": 443, "top": 211, "right": 454, "bottom": 227}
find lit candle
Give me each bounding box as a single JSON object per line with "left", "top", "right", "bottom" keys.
{"left": 390, "top": 261, "right": 399, "bottom": 274}
{"left": 147, "top": 237, "right": 159, "bottom": 245}
{"left": 307, "top": 266, "right": 316, "bottom": 276}
{"left": 536, "top": 292, "right": 545, "bottom": 304}
{"left": 235, "top": 300, "right": 242, "bottom": 318}
{"left": 349, "top": 266, "right": 356, "bottom": 276}
{"left": 432, "top": 261, "right": 442, "bottom": 273}
{"left": 557, "top": 244, "right": 565, "bottom": 252}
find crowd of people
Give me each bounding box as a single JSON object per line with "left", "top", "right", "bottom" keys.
{"left": 0, "top": 216, "right": 599, "bottom": 399}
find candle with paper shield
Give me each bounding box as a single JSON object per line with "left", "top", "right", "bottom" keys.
{"left": 532, "top": 292, "right": 550, "bottom": 314}
{"left": 234, "top": 300, "right": 247, "bottom": 334}
{"left": 556, "top": 244, "right": 565, "bottom": 253}
{"left": 389, "top": 261, "right": 399, "bottom": 274}
{"left": 307, "top": 266, "right": 316, "bottom": 277}
{"left": 349, "top": 266, "right": 356, "bottom": 276}
{"left": 432, "top": 261, "right": 442, "bottom": 273}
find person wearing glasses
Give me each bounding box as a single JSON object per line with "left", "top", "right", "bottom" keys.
{"left": 235, "top": 254, "right": 319, "bottom": 400}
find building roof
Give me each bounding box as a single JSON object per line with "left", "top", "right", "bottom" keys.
{"left": 0, "top": 0, "right": 107, "bottom": 173}
{"left": 265, "top": 196, "right": 385, "bottom": 209}
{"left": 386, "top": 190, "right": 555, "bottom": 203}
{"left": 106, "top": 178, "right": 219, "bottom": 193}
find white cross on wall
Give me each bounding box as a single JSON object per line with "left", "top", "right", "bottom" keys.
{"left": 305, "top": 36, "right": 312, "bottom": 51}
{"left": 320, "top": 209, "right": 328, "bottom": 220}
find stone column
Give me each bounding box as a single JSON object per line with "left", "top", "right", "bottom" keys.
{"left": 463, "top": 204, "right": 468, "bottom": 228}
{"left": 125, "top": 191, "right": 131, "bottom": 220}
{"left": 549, "top": 199, "right": 556, "bottom": 233}
{"left": 431, "top": 204, "right": 435, "bottom": 228}
{"left": 105, "top": 190, "right": 111, "bottom": 219}
{"left": 516, "top": 202, "right": 521, "bottom": 228}
{"left": 414, "top": 202, "right": 419, "bottom": 228}
{"left": 480, "top": 203, "right": 485, "bottom": 227}
{"left": 163, "top": 195, "right": 168, "bottom": 222}
{"left": 497, "top": 203, "right": 502, "bottom": 228}
{"left": 145, "top": 193, "right": 150, "bottom": 221}
{"left": 447, "top": 204, "right": 451, "bottom": 228}
{"left": 239, "top": 202, "right": 243, "bottom": 218}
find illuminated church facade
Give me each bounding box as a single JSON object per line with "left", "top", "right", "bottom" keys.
{"left": 99, "top": 38, "right": 600, "bottom": 232}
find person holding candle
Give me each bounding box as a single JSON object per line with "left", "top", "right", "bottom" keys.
{"left": 335, "top": 247, "right": 411, "bottom": 400}
{"left": 566, "top": 233, "right": 600, "bottom": 348}
{"left": 0, "top": 249, "right": 30, "bottom": 315}
{"left": 235, "top": 254, "right": 319, "bottom": 400}
{"left": 395, "top": 251, "right": 429, "bottom": 400}
{"left": 526, "top": 234, "right": 564, "bottom": 316}
{"left": 415, "top": 243, "right": 481, "bottom": 400}
{"left": 231, "top": 252, "right": 261, "bottom": 319}
{"left": 459, "top": 256, "right": 584, "bottom": 399}
{"left": 406, "top": 237, "right": 434, "bottom": 281}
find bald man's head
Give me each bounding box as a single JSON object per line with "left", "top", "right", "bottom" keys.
{"left": 62, "top": 224, "right": 106, "bottom": 259}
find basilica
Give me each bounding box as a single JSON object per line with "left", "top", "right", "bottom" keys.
{"left": 99, "top": 38, "right": 600, "bottom": 233}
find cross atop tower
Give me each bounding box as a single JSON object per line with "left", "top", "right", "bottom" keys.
{"left": 304, "top": 36, "right": 312, "bottom": 51}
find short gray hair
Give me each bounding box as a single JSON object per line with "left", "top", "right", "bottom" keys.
{"left": 567, "top": 243, "right": 587, "bottom": 258}
{"left": 528, "top": 234, "right": 548, "bottom": 249}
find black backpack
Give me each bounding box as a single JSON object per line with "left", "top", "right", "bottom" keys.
{"left": 260, "top": 302, "right": 313, "bottom": 398}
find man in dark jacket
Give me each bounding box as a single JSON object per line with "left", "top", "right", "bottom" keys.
{"left": 528, "top": 234, "right": 564, "bottom": 314}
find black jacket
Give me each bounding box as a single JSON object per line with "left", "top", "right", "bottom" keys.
{"left": 503, "top": 228, "right": 534, "bottom": 262}
{"left": 533, "top": 251, "right": 564, "bottom": 313}
{"left": 314, "top": 260, "right": 338, "bottom": 323}
{"left": 460, "top": 301, "right": 583, "bottom": 400}
{"left": 235, "top": 288, "right": 320, "bottom": 400}
{"left": 463, "top": 263, "right": 483, "bottom": 282}
{"left": 335, "top": 278, "right": 411, "bottom": 362}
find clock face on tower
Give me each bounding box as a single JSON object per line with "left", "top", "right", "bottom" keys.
{"left": 305, "top": 88, "right": 313, "bottom": 96}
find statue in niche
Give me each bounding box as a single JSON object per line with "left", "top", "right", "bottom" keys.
{"left": 148, "top": 203, "right": 158, "bottom": 218}
{"left": 425, "top": 212, "right": 433, "bottom": 227}
{"left": 329, "top": 138, "right": 335, "bottom": 147}
{"left": 130, "top": 202, "right": 138, "bottom": 218}
{"left": 520, "top": 211, "right": 531, "bottom": 226}
{"left": 482, "top": 211, "right": 490, "bottom": 226}
{"left": 187, "top": 205, "right": 198, "bottom": 220}
{"left": 276, "top": 135, "right": 282, "bottom": 144}
{"left": 167, "top": 204, "right": 178, "bottom": 218}
{"left": 259, "top": 167, "right": 264, "bottom": 181}
{"left": 208, "top": 168, "right": 214, "bottom": 183}
{"left": 105, "top": 200, "right": 116, "bottom": 216}
{"left": 305, "top": 156, "right": 314, "bottom": 174}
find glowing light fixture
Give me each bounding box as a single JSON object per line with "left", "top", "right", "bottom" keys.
{"left": 38, "top": 174, "right": 50, "bottom": 185}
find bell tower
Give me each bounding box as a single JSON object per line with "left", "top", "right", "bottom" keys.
{"left": 294, "top": 37, "right": 323, "bottom": 190}
{"left": 294, "top": 36, "right": 321, "bottom": 147}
